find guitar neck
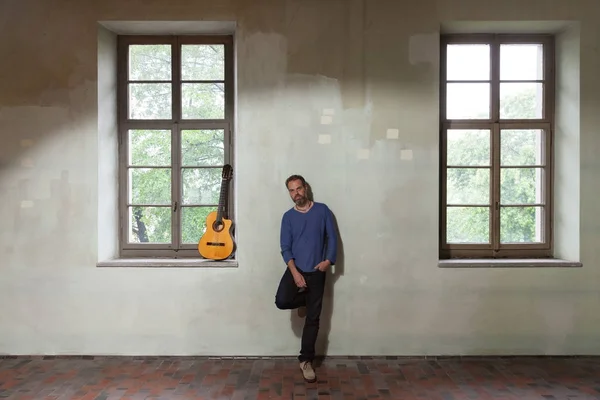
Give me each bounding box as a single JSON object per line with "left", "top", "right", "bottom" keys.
{"left": 216, "top": 178, "right": 230, "bottom": 221}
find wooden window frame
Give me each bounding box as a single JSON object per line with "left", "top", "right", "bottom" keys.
{"left": 439, "top": 34, "right": 555, "bottom": 259}
{"left": 116, "top": 35, "right": 235, "bottom": 259}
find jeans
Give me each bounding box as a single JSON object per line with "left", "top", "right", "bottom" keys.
{"left": 274, "top": 268, "right": 326, "bottom": 363}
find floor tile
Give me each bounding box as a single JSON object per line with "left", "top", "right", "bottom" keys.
{"left": 1, "top": 356, "right": 600, "bottom": 399}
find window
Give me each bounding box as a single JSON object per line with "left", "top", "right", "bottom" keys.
{"left": 440, "top": 34, "right": 554, "bottom": 259}
{"left": 117, "top": 35, "right": 234, "bottom": 258}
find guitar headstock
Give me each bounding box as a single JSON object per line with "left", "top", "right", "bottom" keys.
{"left": 222, "top": 164, "right": 233, "bottom": 181}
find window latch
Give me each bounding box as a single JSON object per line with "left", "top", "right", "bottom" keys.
{"left": 173, "top": 202, "right": 178, "bottom": 212}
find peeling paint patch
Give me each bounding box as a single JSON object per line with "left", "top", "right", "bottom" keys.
{"left": 408, "top": 33, "right": 438, "bottom": 65}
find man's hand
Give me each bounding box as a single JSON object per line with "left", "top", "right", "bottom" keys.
{"left": 292, "top": 271, "right": 307, "bottom": 288}
{"left": 287, "top": 259, "right": 306, "bottom": 288}
{"left": 314, "top": 260, "right": 331, "bottom": 272}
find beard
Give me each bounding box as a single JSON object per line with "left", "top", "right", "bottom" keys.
{"left": 294, "top": 195, "right": 308, "bottom": 206}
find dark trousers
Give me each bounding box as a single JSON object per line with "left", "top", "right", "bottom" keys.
{"left": 274, "top": 268, "right": 326, "bottom": 363}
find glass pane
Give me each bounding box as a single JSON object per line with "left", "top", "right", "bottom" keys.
{"left": 182, "top": 83, "right": 225, "bottom": 119}
{"left": 181, "top": 206, "right": 218, "bottom": 244}
{"left": 446, "top": 44, "right": 490, "bottom": 81}
{"left": 181, "top": 130, "right": 225, "bottom": 166}
{"left": 501, "top": 168, "right": 544, "bottom": 205}
{"left": 447, "top": 129, "right": 490, "bottom": 166}
{"left": 181, "top": 45, "right": 225, "bottom": 81}
{"left": 501, "top": 129, "right": 543, "bottom": 166}
{"left": 129, "top": 83, "right": 172, "bottom": 119}
{"left": 446, "top": 207, "right": 489, "bottom": 243}
{"left": 129, "top": 130, "right": 171, "bottom": 166}
{"left": 500, "top": 82, "right": 543, "bottom": 119}
{"left": 182, "top": 167, "right": 222, "bottom": 205}
{"left": 500, "top": 206, "right": 544, "bottom": 243}
{"left": 500, "top": 44, "right": 544, "bottom": 81}
{"left": 447, "top": 168, "right": 490, "bottom": 205}
{"left": 129, "top": 168, "right": 171, "bottom": 205}
{"left": 446, "top": 83, "right": 490, "bottom": 119}
{"left": 129, "top": 45, "right": 171, "bottom": 81}
{"left": 128, "top": 206, "right": 171, "bottom": 243}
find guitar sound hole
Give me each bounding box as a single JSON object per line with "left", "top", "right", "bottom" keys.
{"left": 213, "top": 221, "right": 224, "bottom": 232}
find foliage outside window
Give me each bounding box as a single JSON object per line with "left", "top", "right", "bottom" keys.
{"left": 117, "top": 35, "right": 234, "bottom": 258}
{"left": 440, "top": 34, "right": 554, "bottom": 259}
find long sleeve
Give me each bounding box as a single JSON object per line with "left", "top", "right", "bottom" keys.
{"left": 324, "top": 207, "right": 338, "bottom": 265}
{"left": 280, "top": 214, "right": 294, "bottom": 264}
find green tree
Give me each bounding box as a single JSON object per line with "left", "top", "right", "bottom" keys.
{"left": 126, "top": 44, "right": 228, "bottom": 244}
{"left": 446, "top": 88, "right": 544, "bottom": 244}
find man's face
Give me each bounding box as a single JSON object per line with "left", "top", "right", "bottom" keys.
{"left": 287, "top": 179, "right": 307, "bottom": 205}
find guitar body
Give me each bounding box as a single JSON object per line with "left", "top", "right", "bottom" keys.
{"left": 197, "top": 164, "right": 236, "bottom": 260}
{"left": 198, "top": 210, "right": 236, "bottom": 260}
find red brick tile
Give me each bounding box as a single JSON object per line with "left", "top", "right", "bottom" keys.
{"left": 1, "top": 356, "right": 600, "bottom": 399}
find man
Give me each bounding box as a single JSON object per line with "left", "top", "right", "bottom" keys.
{"left": 275, "top": 174, "right": 338, "bottom": 383}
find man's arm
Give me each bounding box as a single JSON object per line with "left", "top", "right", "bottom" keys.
{"left": 280, "top": 214, "right": 298, "bottom": 272}
{"left": 281, "top": 215, "right": 304, "bottom": 286}
{"left": 324, "top": 206, "right": 338, "bottom": 265}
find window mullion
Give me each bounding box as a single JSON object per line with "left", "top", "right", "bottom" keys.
{"left": 491, "top": 36, "right": 500, "bottom": 123}
{"left": 172, "top": 37, "right": 182, "bottom": 250}
{"left": 172, "top": 123, "right": 181, "bottom": 250}
{"left": 491, "top": 123, "right": 501, "bottom": 253}
{"left": 173, "top": 36, "right": 182, "bottom": 123}
{"left": 490, "top": 38, "right": 501, "bottom": 253}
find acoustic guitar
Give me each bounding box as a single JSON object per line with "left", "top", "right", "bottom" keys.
{"left": 197, "top": 164, "right": 236, "bottom": 260}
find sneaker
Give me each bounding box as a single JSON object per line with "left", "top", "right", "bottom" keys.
{"left": 297, "top": 307, "right": 306, "bottom": 318}
{"left": 299, "top": 361, "right": 316, "bottom": 382}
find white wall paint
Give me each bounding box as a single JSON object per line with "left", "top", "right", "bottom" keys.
{"left": 555, "top": 24, "right": 581, "bottom": 261}
{"left": 0, "top": 0, "right": 599, "bottom": 356}
{"left": 97, "top": 25, "right": 119, "bottom": 263}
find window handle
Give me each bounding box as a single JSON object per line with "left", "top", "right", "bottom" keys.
{"left": 173, "top": 201, "right": 178, "bottom": 212}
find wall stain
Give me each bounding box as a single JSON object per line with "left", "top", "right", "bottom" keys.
{"left": 0, "top": 0, "right": 95, "bottom": 106}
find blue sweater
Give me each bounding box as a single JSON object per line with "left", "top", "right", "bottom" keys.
{"left": 280, "top": 202, "right": 338, "bottom": 273}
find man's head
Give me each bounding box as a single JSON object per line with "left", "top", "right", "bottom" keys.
{"left": 285, "top": 174, "right": 308, "bottom": 206}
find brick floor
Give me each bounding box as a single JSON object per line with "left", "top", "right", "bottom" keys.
{"left": 1, "top": 356, "right": 600, "bottom": 399}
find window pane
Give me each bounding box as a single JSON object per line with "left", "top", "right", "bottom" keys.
{"left": 446, "top": 83, "right": 490, "bottom": 119}
{"left": 446, "top": 44, "right": 490, "bottom": 81}
{"left": 129, "top": 83, "right": 172, "bottom": 119}
{"left": 129, "top": 130, "right": 171, "bottom": 166}
{"left": 182, "top": 83, "right": 225, "bottom": 119}
{"left": 500, "top": 82, "right": 543, "bottom": 119}
{"left": 129, "top": 45, "right": 171, "bottom": 81}
{"left": 181, "top": 206, "right": 218, "bottom": 244}
{"left": 501, "top": 129, "right": 544, "bottom": 166}
{"left": 447, "top": 129, "right": 490, "bottom": 166}
{"left": 447, "top": 168, "right": 490, "bottom": 205}
{"left": 446, "top": 207, "right": 489, "bottom": 243}
{"left": 129, "top": 168, "right": 171, "bottom": 205}
{"left": 181, "top": 130, "right": 225, "bottom": 166}
{"left": 128, "top": 206, "right": 171, "bottom": 243}
{"left": 181, "top": 45, "right": 225, "bottom": 81}
{"left": 501, "top": 168, "right": 544, "bottom": 205}
{"left": 182, "top": 167, "right": 222, "bottom": 205}
{"left": 500, "top": 44, "right": 544, "bottom": 81}
{"left": 500, "top": 206, "right": 544, "bottom": 243}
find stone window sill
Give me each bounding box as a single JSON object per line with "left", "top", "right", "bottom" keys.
{"left": 438, "top": 259, "right": 582, "bottom": 268}
{"left": 97, "top": 258, "right": 239, "bottom": 268}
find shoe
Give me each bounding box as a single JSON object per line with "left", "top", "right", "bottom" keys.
{"left": 297, "top": 307, "right": 306, "bottom": 318}
{"left": 299, "top": 361, "right": 316, "bottom": 383}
